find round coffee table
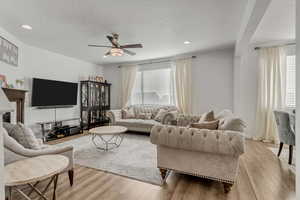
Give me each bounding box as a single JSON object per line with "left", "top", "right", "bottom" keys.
{"left": 5, "top": 155, "right": 69, "bottom": 200}
{"left": 89, "top": 126, "right": 127, "bottom": 151}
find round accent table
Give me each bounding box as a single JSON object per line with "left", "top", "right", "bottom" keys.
{"left": 5, "top": 155, "right": 69, "bottom": 200}
{"left": 89, "top": 126, "right": 127, "bottom": 151}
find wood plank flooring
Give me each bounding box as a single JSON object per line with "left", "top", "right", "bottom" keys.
{"left": 11, "top": 138, "right": 295, "bottom": 200}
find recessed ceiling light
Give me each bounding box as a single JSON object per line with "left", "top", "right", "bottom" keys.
{"left": 184, "top": 41, "right": 191, "bottom": 44}
{"left": 103, "top": 55, "right": 108, "bottom": 58}
{"left": 21, "top": 24, "right": 32, "bottom": 30}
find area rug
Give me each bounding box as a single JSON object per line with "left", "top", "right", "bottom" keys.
{"left": 268, "top": 147, "right": 295, "bottom": 173}
{"left": 54, "top": 133, "right": 162, "bottom": 185}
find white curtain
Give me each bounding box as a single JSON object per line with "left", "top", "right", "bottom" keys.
{"left": 173, "top": 58, "right": 192, "bottom": 114}
{"left": 255, "top": 47, "right": 286, "bottom": 143}
{"left": 121, "top": 65, "right": 138, "bottom": 107}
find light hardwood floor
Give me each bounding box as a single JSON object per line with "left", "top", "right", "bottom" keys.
{"left": 12, "top": 136, "right": 295, "bottom": 200}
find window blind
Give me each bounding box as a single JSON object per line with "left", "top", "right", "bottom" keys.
{"left": 286, "top": 55, "right": 296, "bottom": 108}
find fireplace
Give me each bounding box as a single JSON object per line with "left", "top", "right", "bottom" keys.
{"left": 2, "top": 88, "right": 27, "bottom": 123}
{"left": 3, "top": 112, "right": 11, "bottom": 123}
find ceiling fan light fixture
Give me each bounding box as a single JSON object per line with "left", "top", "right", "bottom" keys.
{"left": 110, "top": 48, "right": 124, "bottom": 56}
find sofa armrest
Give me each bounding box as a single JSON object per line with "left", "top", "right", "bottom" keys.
{"left": 107, "top": 110, "right": 122, "bottom": 124}
{"left": 162, "top": 112, "right": 178, "bottom": 125}
{"left": 150, "top": 125, "right": 245, "bottom": 156}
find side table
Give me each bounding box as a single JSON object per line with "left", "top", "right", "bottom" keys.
{"left": 5, "top": 155, "right": 69, "bottom": 200}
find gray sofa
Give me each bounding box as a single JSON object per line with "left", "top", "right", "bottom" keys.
{"left": 107, "top": 104, "right": 179, "bottom": 133}
{"left": 150, "top": 110, "right": 246, "bottom": 193}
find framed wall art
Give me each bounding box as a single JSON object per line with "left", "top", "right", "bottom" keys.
{"left": 0, "top": 36, "right": 18, "bottom": 67}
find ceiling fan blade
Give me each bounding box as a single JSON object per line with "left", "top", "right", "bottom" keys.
{"left": 121, "top": 44, "right": 143, "bottom": 48}
{"left": 123, "top": 49, "right": 136, "bottom": 56}
{"left": 88, "top": 45, "right": 113, "bottom": 48}
{"left": 107, "top": 35, "right": 119, "bottom": 47}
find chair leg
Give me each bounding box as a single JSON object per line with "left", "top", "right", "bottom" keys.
{"left": 223, "top": 183, "right": 233, "bottom": 193}
{"left": 159, "top": 168, "right": 168, "bottom": 181}
{"left": 288, "top": 145, "right": 293, "bottom": 165}
{"left": 68, "top": 169, "right": 74, "bottom": 186}
{"left": 277, "top": 142, "right": 283, "bottom": 157}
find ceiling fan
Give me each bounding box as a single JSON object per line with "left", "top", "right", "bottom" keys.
{"left": 88, "top": 33, "right": 143, "bottom": 57}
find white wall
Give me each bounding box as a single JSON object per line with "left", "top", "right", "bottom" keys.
{"left": 234, "top": 46, "right": 259, "bottom": 137}
{"left": 190, "top": 49, "right": 233, "bottom": 114}
{"left": 104, "top": 48, "right": 234, "bottom": 115}
{"left": 0, "top": 26, "right": 103, "bottom": 136}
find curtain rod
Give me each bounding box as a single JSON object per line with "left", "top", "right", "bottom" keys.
{"left": 254, "top": 42, "right": 296, "bottom": 50}
{"left": 118, "top": 55, "right": 196, "bottom": 68}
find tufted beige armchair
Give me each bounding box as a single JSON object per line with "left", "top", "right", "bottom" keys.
{"left": 150, "top": 125, "right": 245, "bottom": 193}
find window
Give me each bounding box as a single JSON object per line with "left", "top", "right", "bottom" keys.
{"left": 131, "top": 65, "right": 175, "bottom": 105}
{"left": 286, "top": 55, "right": 296, "bottom": 108}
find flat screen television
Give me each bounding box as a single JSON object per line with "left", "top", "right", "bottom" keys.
{"left": 31, "top": 78, "right": 78, "bottom": 108}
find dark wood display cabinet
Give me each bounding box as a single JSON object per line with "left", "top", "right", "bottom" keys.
{"left": 80, "top": 80, "right": 111, "bottom": 130}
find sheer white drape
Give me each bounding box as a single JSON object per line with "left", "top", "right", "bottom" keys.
{"left": 121, "top": 65, "right": 138, "bottom": 107}
{"left": 173, "top": 58, "right": 192, "bottom": 114}
{"left": 255, "top": 47, "right": 286, "bottom": 143}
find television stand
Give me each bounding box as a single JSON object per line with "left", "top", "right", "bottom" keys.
{"left": 37, "top": 118, "right": 82, "bottom": 142}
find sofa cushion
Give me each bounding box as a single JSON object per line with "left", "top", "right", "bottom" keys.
{"left": 190, "top": 120, "right": 219, "bottom": 130}
{"left": 116, "top": 119, "right": 161, "bottom": 129}
{"left": 199, "top": 110, "right": 214, "bottom": 122}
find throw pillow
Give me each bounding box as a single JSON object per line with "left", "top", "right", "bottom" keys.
{"left": 199, "top": 110, "right": 215, "bottom": 122}
{"left": 218, "top": 118, "right": 246, "bottom": 132}
{"left": 145, "top": 113, "right": 153, "bottom": 120}
{"left": 137, "top": 113, "right": 146, "bottom": 119}
{"left": 3, "top": 122, "right": 41, "bottom": 149}
{"left": 190, "top": 120, "right": 219, "bottom": 130}
{"left": 122, "top": 108, "right": 135, "bottom": 119}
{"left": 18, "top": 123, "right": 41, "bottom": 150}
{"left": 154, "top": 109, "right": 168, "bottom": 122}
{"left": 137, "top": 112, "right": 152, "bottom": 120}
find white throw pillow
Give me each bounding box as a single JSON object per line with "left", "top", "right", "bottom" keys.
{"left": 218, "top": 118, "right": 246, "bottom": 132}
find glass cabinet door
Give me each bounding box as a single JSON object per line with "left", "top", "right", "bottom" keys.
{"left": 81, "top": 83, "right": 88, "bottom": 107}
{"left": 105, "top": 85, "right": 109, "bottom": 106}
